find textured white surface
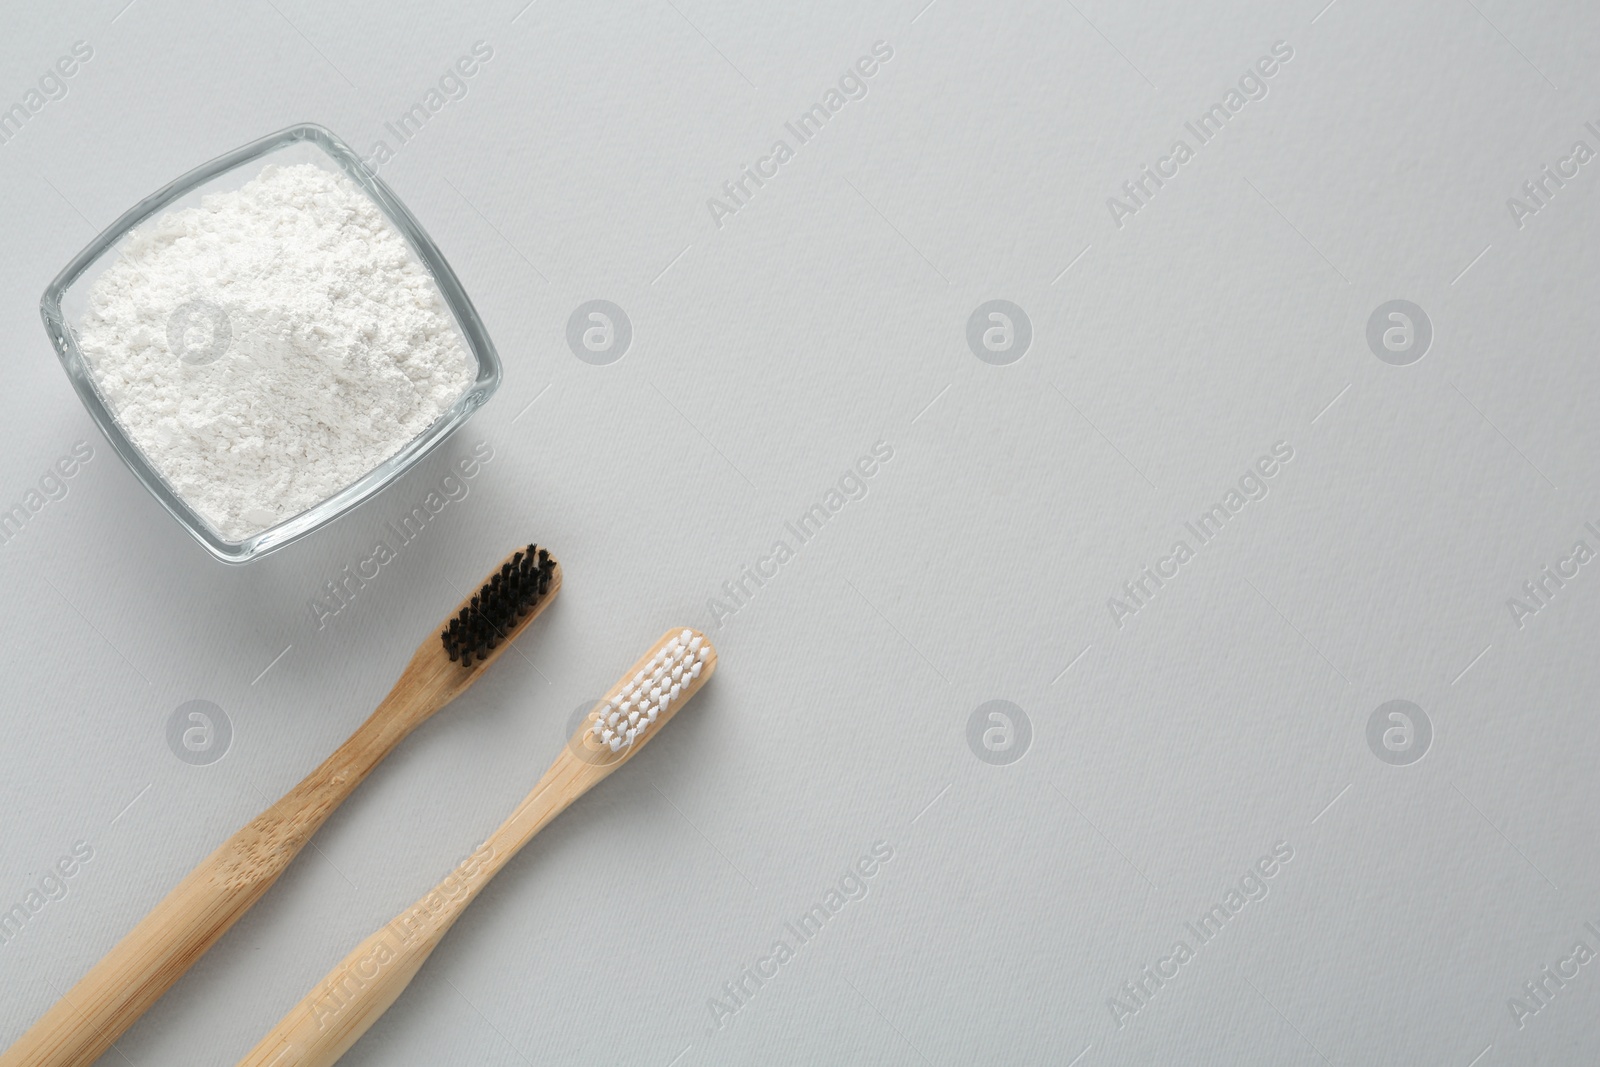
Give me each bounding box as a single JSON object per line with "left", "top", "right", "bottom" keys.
{"left": 79, "top": 162, "right": 475, "bottom": 540}
{"left": 1, "top": 1, "right": 1599, "bottom": 1065}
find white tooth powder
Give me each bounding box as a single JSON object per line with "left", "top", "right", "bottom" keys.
{"left": 77, "top": 162, "right": 476, "bottom": 541}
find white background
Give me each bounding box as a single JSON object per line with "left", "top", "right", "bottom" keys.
{"left": 3, "top": 0, "right": 1600, "bottom": 1064}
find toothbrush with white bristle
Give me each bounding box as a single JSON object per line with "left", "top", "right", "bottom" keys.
{"left": 235, "top": 628, "right": 718, "bottom": 1067}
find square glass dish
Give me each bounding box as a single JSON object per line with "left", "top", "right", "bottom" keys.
{"left": 40, "top": 123, "right": 500, "bottom": 563}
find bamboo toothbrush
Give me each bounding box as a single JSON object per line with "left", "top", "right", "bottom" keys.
{"left": 2, "top": 546, "right": 561, "bottom": 1067}
{"left": 235, "top": 627, "right": 718, "bottom": 1067}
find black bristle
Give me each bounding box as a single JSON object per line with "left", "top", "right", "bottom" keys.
{"left": 440, "top": 545, "right": 558, "bottom": 667}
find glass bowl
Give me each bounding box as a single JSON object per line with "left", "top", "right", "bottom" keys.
{"left": 40, "top": 123, "right": 501, "bottom": 564}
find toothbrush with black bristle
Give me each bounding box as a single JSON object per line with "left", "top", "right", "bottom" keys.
{"left": 1, "top": 546, "right": 561, "bottom": 1067}
{"left": 235, "top": 627, "right": 718, "bottom": 1067}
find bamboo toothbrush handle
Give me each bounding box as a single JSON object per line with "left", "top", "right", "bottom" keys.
{"left": 237, "top": 751, "right": 602, "bottom": 1067}
{"left": 232, "top": 891, "right": 463, "bottom": 1067}
{"left": 233, "top": 845, "right": 502, "bottom": 1067}
{"left": 1, "top": 686, "right": 435, "bottom": 1067}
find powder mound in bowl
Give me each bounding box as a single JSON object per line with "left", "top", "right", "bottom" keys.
{"left": 76, "top": 162, "right": 476, "bottom": 541}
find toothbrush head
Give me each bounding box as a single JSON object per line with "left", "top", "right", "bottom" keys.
{"left": 577, "top": 628, "right": 717, "bottom": 765}
{"left": 441, "top": 545, "right": 560, "bottom": 668}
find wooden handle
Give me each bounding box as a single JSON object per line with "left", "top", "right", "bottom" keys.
{"left": 1, "top": 684, "right": 437, "bottom": 1067}
{"left": 233, "top": 841, "right": 496, "bottom": 1067}
{"left": 234, "top": 751, "right": 600, "bottom": 1067}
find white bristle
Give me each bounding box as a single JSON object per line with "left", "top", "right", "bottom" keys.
{"left": 586, "top": 633, "right": 713, "bottom": 754}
